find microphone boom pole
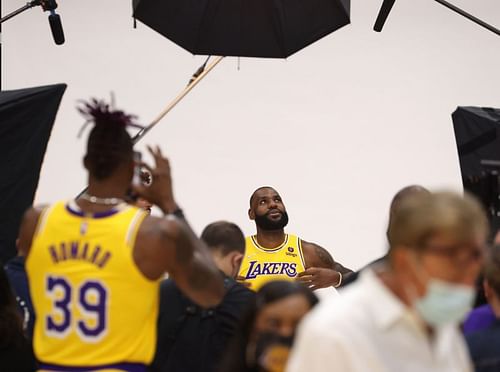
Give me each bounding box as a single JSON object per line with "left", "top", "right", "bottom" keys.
{"left": 1, "top": 1, "right": 42, "bottom": 24}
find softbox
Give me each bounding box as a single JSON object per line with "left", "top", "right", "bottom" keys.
{"left": 0, "top": 84, "right": 66, "bottom": 263}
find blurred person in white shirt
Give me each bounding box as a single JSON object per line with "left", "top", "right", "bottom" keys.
{"left": 287, "top": 191, "right": 488, "bottom": 372}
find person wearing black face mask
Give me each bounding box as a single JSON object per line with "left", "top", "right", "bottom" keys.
{"left": 237, "top": 187, "right": 352, "bottom": 291}
{"left": 150, "top": 221, "right": 255, "bottom": 372}
{"left": 219, "top": 281, "right": 318, "bottom": 372}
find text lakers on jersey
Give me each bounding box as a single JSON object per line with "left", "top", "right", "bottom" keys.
{"left": 239, "top": 234, "right": 306, "bottom": 291}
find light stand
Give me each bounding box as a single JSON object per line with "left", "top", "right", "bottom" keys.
{"left": 434, "top": 0, "right": 500, "bottom": 37}
{"left": 374, "top": 0, "right": 500, "bottom": 37}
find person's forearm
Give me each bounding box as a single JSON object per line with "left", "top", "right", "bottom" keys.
{"left": 334, "top": 262, "right": 353, "bottom": 275}
{"left": 158, "top": 198, "right": 179, "bottom": 216}
{"left": 172, "top": 219, "right": 225, "bottom": 307}
{"left": 185, "top": 250, "right": 225, "bottom": 307}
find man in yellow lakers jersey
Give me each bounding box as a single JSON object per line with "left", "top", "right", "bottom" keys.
{"left": 238, "top": 187, "right": 353, "bottom": 291}
{"left": 18, "top": 99, "right": 224, "bottom": 372}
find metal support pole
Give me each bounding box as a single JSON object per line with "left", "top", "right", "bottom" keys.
{"left": 1, "top": 1, "right": 41, "bottom": 24}
{"left": 76, "top": 56, "right": 224, "bottom": 197}
{"left": 132, "top": 56, "right": 224, "bottom": 144}
{"left": 434, "top": 0, "right": 500, "bottom": 37}
{"left": 0, "top": 1, "right": 43, "bottom": 90}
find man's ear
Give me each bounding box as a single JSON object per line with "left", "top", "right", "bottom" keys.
{"left": 395, "top": 247, "right": 429, "bottom": 297}
{"left": 231, "top": 252, "right": 244, "bottom": 278}
{"left": 248, "top": 208, "right": 255, "bottom": 220}
{"left": 484, "top": 279, "right": 493, "bottom": 302}
{"left": 83, "top": 155, "right": 89, "bottom": 171}
{"left": 233, "top": 252, "right": 244, "bottom": 268}
{"left": 390, "top": 247, "right": 406, "bottom": 270}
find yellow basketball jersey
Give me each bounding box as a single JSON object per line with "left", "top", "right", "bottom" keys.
{"left": 238, "top": 234, "right": 306, "bottom": 291}
{"left": 26, "top": 200, "right": 159, "bottom": 372}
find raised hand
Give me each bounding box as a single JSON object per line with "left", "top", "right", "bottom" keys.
{"left": 132, "top": 145, "right": 177, "bottom": 214}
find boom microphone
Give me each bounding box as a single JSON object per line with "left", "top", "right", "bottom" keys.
{"left": 373, "top": 0, "right": 397, "bottom": 32}
{"left": 48, "top": 11, "right": 65, "bottom": 45}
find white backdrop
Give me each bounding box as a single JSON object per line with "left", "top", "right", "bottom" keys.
{"left": 3, "top": 0, "right": 500, "bottom": 270}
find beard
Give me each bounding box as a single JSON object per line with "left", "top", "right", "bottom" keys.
{"left": 255, "top": 210, "right": 289, "bottom": 231}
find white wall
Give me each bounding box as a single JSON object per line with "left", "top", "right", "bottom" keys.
{"left": 4, "top": 0, "right": 500, "bottom": 270}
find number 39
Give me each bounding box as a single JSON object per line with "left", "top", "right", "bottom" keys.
{"left": 46, "top": 276, "right": 108, "bottom": 342}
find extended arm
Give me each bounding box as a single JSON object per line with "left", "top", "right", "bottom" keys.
{"left": 298, "top": 241, "right": 353, "bottom": 290}
{"left": 132, "top": 146, "right": 224, "bottom": 308}
{"left": 166, "top": 217, "right": 225, "bottom": 308}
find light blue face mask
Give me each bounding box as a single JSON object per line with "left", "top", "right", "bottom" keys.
{"left": 414, "top": 278, "right": 476, "bottom": 327}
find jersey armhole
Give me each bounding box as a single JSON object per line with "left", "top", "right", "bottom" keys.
{"left": 126, "top": 211, "right": 163, "bottom": 283}
{"left": 297, "top": 238, "right": 307, "bottom": 270}
{"left": 25, "top": 204, "right": 55, "bottom": 267}
{"left": 125, "top": 210, "right": 149, "bottom": 248}
{"left": 33, "top": 204, "right": 56, "bottom": 238}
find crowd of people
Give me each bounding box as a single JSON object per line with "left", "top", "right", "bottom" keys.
{"left": 1, "top": 99, "right": 500, "bottom": 372}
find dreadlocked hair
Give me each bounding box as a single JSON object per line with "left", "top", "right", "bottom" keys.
{"left": 78, "top": 98, "right": 142, "bottom": 180}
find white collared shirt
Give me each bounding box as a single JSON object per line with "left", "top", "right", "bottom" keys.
{"left": 287, "top": 269, "right": 473, "bottom": 372}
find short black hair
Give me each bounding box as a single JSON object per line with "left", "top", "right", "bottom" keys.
{"left": 201, "top": 221, "right": 245, "bottom": 255}
{"left": 249, "top": 186, "right": 277, "bottom": 207}
{"left": 79, "top": 99, "right": 136, "bottom": 180}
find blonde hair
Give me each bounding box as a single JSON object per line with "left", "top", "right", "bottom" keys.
{"left": 387, "top": 191, "right": 488, "bottom": 252}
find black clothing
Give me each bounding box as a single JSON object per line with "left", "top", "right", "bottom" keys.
{"left": 4, "top": 256, "right": 35, "bottom": 339}
{"left": 0, "top": 332, "right": 37, "bottom": 372}
{"left": 466, "top": 318, "right": 500, "bottom": 372}
{"left": 150, "top": 276, "right": 255, "bottom": 372}
{"left": 341, "top": 255, "right": 387, "bottom": 287}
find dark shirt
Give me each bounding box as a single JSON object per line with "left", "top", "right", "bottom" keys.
{"left": 466, "top": 318, "right": 500, "bottom": 372}
{"left": 340, "top": 255, "right": 387, "bottom": 287}
{"left": 4, "top": 256, "right": 35, "bottom": 339}
{"left": 150, "top": 275, "right": 255, "bottom": 372}
{"left": 0, "top": 331, "right": 37, "bottom": 372}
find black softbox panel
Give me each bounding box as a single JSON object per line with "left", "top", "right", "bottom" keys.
{"left": 0, "top": 84, "right": 66, "bottom": 263}
{"left": 453, "top": 106, "right": 500, "bottom": 178}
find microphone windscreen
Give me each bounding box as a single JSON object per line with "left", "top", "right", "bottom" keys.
{"left": 48, "top": 13, "right": 65, "bottom": 45}
{"left": 374, "top": 0, "right": 397, "bottom": 32}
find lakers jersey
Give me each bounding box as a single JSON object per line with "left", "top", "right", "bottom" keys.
{"left": 26, "top": 200, "right": 159, "bottom": 372}
{"left": 238, "top": 234, "right": 306, "bottom": 291}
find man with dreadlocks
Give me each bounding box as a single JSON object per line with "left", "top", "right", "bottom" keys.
{"left": 17, "top": 99, "right": 225, "bottom": 372}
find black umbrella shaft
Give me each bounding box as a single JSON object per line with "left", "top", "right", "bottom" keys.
{"left": 434, "top": 0, "right": 500, "bottom": 36}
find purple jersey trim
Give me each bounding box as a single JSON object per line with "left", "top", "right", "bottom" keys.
{"left": 39, "top": 362, "right": 146, "bottom": 372}
{"left": 65, "top": 203, "right": 124, "bottom": 219}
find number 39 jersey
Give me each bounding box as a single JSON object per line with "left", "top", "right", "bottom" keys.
{"left": 26, "top": 200, "right": 159, "bottom": 371}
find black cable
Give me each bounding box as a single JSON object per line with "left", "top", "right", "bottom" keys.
{"left": 187, "top": 56, "right": 211, "bottom": 86}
